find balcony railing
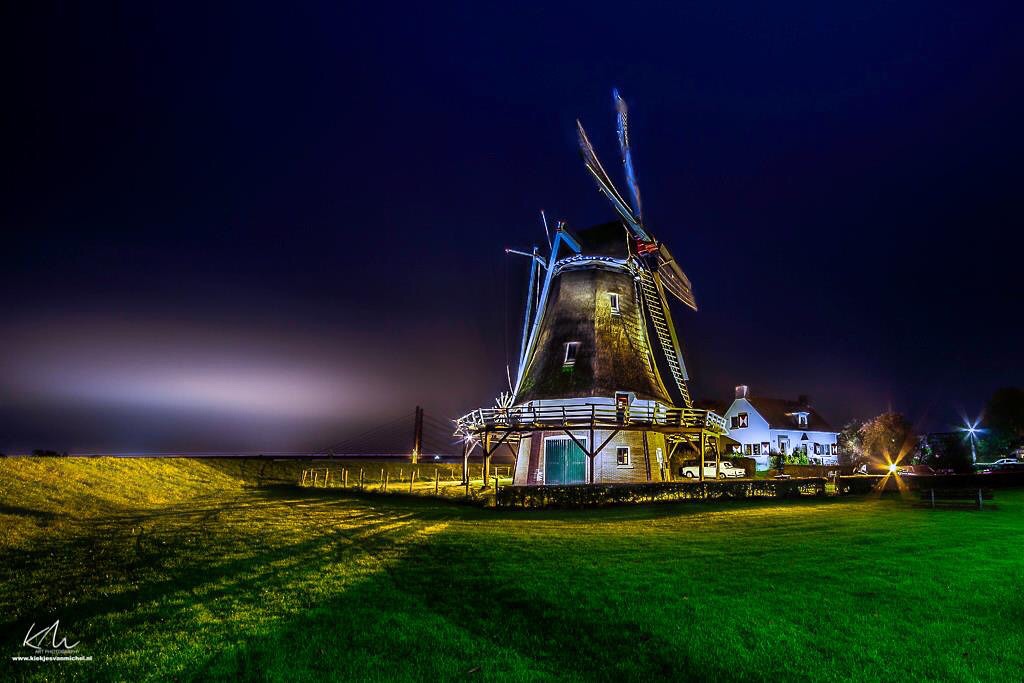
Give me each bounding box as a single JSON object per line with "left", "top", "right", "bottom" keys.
{"left": 457, "top": 402, "right": 729, "bottom": 435}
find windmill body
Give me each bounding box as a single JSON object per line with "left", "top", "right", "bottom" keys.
{"left": 457, "top": 92, "right": 728, "bottom": 486}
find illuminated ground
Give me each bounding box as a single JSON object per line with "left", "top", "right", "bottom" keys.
{"left": 1, "top": 458, "right": 1022, "bottom": 681}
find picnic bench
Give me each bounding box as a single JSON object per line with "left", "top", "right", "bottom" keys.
{"left": 919, "top": 488, "right": 994, "bottom": 510}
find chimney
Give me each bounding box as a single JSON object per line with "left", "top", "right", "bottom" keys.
{"left": 797, "top": 394, "right": 809, "bottom": 407}
{"left": 735, "top": 385, "right": 749, "bottom": 399}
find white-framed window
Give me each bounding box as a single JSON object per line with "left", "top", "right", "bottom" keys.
{"left": 797, "top": 413, "right": 808, "bottom": 427}
{"left": 563, "top": 342, "right": 580, "bottom": 366}
{"left": 744, "top": 444, "right": 752, "bottom": 455}
{"left": 616, "top": 446, "right": 630, "bottom": 466}
{"left": 732, "top": 412, "right": 748, "bottom": 429}
{"left": 609, "top": 293, "right": 620, "bottom": 315}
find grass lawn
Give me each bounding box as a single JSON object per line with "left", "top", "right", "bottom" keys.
{"left": 1, "top": 458, "right": 1022, "bottom": 681}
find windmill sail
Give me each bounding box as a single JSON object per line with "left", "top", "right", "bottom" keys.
{"left": 614, "top": 88, "right": 643, "bottom": 222}
{"left": 576, "top": 120, "right": 651, "bottom": 242}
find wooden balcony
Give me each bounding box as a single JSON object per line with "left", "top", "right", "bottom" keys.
{"left": 456, "top": 402, "right": 729, "bottom": 437}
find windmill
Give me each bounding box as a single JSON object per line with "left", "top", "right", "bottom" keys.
{"left": 457, "top": 90, "right": 728, "bottom": 487}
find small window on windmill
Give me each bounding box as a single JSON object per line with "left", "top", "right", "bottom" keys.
{"left": 736, "top": 412, "right": 749, "bottom": 428}
{"left": 609, "top": 293, "right": 620, "bottom": 315}
{"left": 616, "top": 446, "right": 630, "bottom": 466}
{"left": 563, "top": 342, "right": 580, "bottom": 367}
{"left": 797, "top": 413, "right": 808, "bottom": 427}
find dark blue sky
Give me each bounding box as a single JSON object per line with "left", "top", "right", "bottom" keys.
{"left": 3, "top": 2, "right": 1022, "bottom": 452}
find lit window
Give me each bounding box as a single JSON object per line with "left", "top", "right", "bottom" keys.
{"left": 563, "top": 342, "right": 580, "bottom": 366}
{"left": 616, "top": 446, "right": 630, "bottom": 466}
{"left": 609, "top": 293, "right": 620, "bottom": 315}
{"left": 753, "top": 443, "right": 761, "bottom": 456}
{"left": 744, "top": 444, "right": 752, "bottom": 455}
{"left": 797, "top": 413, "right": 808, "bottom": 427}
{"left": 736, "top": 412, "right": 748, "bottom": 428}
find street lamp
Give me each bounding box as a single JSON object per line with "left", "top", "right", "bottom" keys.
{"left": 959, "top": 419, "right": 983, "bottom": 464}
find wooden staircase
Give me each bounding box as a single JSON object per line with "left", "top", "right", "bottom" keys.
{"left": 637, "top": 267, "right": 692, "bottom": 408}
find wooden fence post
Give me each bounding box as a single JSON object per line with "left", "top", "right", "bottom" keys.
{"left": 301, "top": 469, "right": 307, "bottom": 486}
{"left": 435, "top": 470, "right": 439, "bottom": 495}
{"left": 383, "top": 471, "right": 389, "bottom": 492}
{"left": 409, "top": 471, "right": 416, "bottom": 493}
{"left": 343, "top": 468, "right": 348, "bottom": 487}
{"left": 359, "top": 468, "right": 364, "bottom": 489}
{"left": 324, "top": 470, "right": 330, "bottom": 487}
{"left": 400, "top": 467, "right": 404, "bottom": 481}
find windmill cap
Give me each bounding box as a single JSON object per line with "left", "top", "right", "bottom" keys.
{"left": 735, "top": 385, "right": 749, "bottom": 399}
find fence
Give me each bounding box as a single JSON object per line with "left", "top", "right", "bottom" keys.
{"left": 298, "top": 462, "right": 514, "bottom": 499}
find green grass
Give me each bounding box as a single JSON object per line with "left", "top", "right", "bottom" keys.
{"left": 1, "top": 457, "right": 1022, "bottom": 681}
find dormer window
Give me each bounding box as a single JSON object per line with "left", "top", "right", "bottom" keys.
{"left": 796, "top": 412, "right": 808, "bottom": 427}
{"left": 609, "top": 293, "right": 620, "bottom": 315}
{"left": 563, "top": 342, "right": 580, "bottom": 367}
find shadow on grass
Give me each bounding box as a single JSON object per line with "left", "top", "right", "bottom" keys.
{"left": 190, "top": 515, "right": 737, "bottom": 682}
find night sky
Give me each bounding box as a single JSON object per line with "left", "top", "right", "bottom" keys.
{"left": 3, "top": 2, "right": 1023, "bottom": 453}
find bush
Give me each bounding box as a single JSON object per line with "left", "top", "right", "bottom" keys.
{"left": 31, "top": 449, "right": 67, "bottom": 457}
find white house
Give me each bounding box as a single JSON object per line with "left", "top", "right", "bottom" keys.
{"left": 721, "top": 385, "right": 839, "bottom": 470}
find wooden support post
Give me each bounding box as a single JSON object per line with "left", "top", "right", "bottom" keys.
{"left": 313, "top": 471, "right": 319, "bottom": 486}
{"left": 588, "top": 427, "right": 596, "bottom": 483}
{"left": 383, "top": 471, "right": 389, "bottom": 492}
{"left": 977, "top": 488, "right": 983, "bottom": 511}
{"left": 435, "top": 469, "right": 439, "bottom": 495}
{"left": 359, "top": 468, "right": 364, "bottom": 489}
{"left": 343, "top": 468, "right": 348, "bottom": 487}
{"left": 493, "top": 475, "right": 499, "bottom": 495}
{"left": 400, "top": 467, "right": 404, "bottom": 481}
{"left": 410, "top": 471, "right": 416, "bottom": 493}
{"left": 325, "top": 470, "right": 330, "bottom": 487}
{"left": 642, "top": 433, "right": 652, "bottom": 482}
{"left": 483, "top": 431, "right": 492, "bottom": 488}
{"left": 699, "top": 430, "right": 706, "bottom": 482}
{"left": 715, "top": 440, "right": 721, "bottom": 480}
{"left": 380, "top": 468, "right": 385, "bottom": 485}
{"left": 301, "top": 469, "right": 307, "bottom": 486}
{"left": 462, "top": 441, "right": 470, "bottom": 485}
{"left": 465, "top": 477, "right": 470, "bottom": 497}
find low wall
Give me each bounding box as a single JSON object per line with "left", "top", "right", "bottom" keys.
{"left": 495, "top": 478, "right": 827, "bottom": 509}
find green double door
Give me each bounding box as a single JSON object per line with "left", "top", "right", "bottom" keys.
{"left": 544, "top": 438, "right": 587, "bottom": 485}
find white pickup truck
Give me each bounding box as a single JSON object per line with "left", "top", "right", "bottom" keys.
{"left": 678, "top": 461, "right": 746, "bottom": 479}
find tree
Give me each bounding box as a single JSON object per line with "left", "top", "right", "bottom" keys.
{"left": 837, "top": 419, "right": 865, "bottom": 467}
{"left": 860, "top": 413, "right": 915, "bottom": 467}
{"left": 917, "top": 433, "right": 973, "bottom": 473}
{"left": 981, "top": 387, "right": 1024, "bottom": 459}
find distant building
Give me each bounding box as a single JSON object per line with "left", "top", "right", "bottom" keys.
{"left": 721, "top": 386, "right": 839, "bottom": 470}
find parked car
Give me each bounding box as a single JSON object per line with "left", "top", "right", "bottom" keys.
{"left": 992, "top": 458, "right": 1021, "bottom": 466}
{"left": 897, "top": 465, "right": 935, "bottom": 476}
{"left": 678, "top": 461, "right": 745, "bottom": 479}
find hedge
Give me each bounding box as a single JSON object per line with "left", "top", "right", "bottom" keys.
{"left": 495, "top": 478, "right": 827, "bottom": 509}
